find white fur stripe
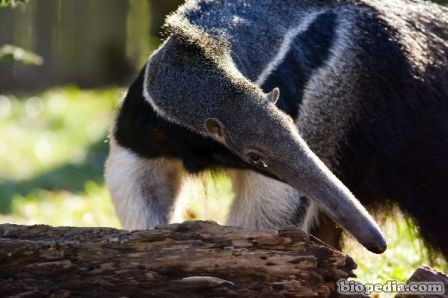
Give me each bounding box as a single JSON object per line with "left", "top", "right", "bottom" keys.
{"left": 142, "top": 47, "right": 214, "bottom": 138}
{"left": 255, "top": 12, "right": 323, "bottom": 86}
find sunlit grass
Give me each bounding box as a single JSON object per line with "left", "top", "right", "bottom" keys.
{"left": 1, "top": 182, "right": 120, "bottom": 227}
{"left": 0, "top": 87, "right": 118, "bottom": 179}
{"left": 0, "top": 87, "right": 446, "bottom": 294}
{"left": 181, "top": 172, "right": 233, "bottom": 224}
{"left": 345, "top": 209, "right": 447, "bottom": 286}
{"left": 0, "top": 86, "right": 121, "bottom": 217}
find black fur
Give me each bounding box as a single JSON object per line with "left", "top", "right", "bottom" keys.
{"left": 334, "top": 8, "right": 448, "bottom": 257}
{"left": 261, "top": 12, "right": 337, "bottom": 119}
{"left": 115, "top": 68, "right": 280, "bottom": 180}
{"left": 115, "top": 68, "right": 245, "bottom": 173}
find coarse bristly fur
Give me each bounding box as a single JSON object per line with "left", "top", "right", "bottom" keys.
{"left": 106, "top": 0, "right": 448, "bottom": 258}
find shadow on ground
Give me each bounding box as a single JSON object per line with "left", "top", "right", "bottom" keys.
{"left": 0, "top": 138, "right": 109, "bottom": 213}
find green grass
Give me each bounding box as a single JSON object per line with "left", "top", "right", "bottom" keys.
{"left": 0, "top": 87, "right": 446, "bottom": 294}
{"left": 0, "top": 87, "right": 121, "bottom": 226}
{"left": 345, "top": 210, "right": 447, "bottom": 285}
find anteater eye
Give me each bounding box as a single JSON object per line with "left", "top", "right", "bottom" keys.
{"left": 247, "top": 152, "right": 268, "bottom": 168}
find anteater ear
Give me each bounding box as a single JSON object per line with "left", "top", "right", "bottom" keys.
{"left": 267, "top": 87, "right": 280, "bottom": 104}
{"left": 205, "top": 118, "right": 226, "bottom": 142}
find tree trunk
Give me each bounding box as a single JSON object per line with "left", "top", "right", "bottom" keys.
{"left": 0, "top": 221, "right": 356, "bottom": 297}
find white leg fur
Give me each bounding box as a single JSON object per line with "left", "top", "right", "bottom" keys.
{"left": 105, "top": 138, "right": 185, "bottom": 230}
{"left": 227, "top": 169, "right": 309, "bottom": 230}
{"left": 301, "top": 201, "right": 319, "bottom": 232}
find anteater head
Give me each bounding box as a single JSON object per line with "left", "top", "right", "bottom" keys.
{"left": 143, "top": 17, "right": 386, "bottom": 254}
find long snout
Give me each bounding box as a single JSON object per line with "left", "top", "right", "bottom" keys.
{"left": 278, "top": 138, "right": 387, "bottom": 254}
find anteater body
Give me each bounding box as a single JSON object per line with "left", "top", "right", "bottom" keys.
{"left": 106, "top": 0, "right": 448, "bottom": 256}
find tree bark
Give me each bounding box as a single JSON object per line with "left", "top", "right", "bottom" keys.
{"left": 0, "top": 221, "right": 356, "bottom": 297}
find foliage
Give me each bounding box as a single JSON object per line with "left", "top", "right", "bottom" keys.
{"left": 0, "top": 0, "right": 28, "bottom": 8}
{"left": 0, "top": 87, "right": 121, "bottom": 226}
{"left": 0, "top": 45, "right": 43, "bottom": 65}
{"left": 345, "top": 210, "right": 447, "bottom": 286}
{"left": 0, "top": 1, "right": 43, "bottom": 66}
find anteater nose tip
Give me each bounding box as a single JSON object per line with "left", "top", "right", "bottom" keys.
{"left": 367, "top": 233, "right": 387, "bottom": 254}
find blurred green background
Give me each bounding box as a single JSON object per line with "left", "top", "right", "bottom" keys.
{"left": 0, "top": 0, "right": 446, "bottom": 289}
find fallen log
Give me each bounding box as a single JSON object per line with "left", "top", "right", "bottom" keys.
{"left": 0, "top": 221, "right": 356, "bottom": 297}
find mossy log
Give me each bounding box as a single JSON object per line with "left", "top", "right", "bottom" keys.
{"left": 0, "top": 221, "right": 356, "bottom": 297}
